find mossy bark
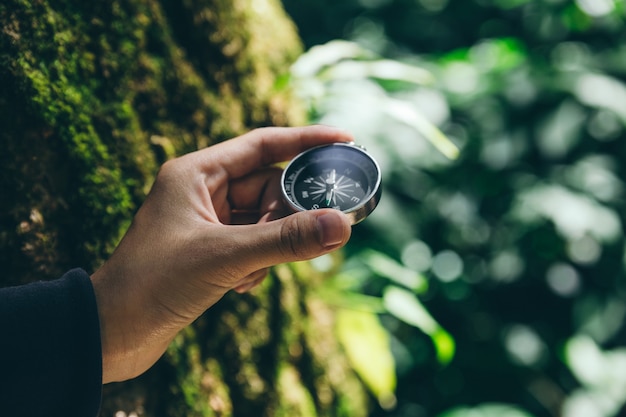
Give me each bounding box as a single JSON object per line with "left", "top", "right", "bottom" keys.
{"left": 0, "top": 1, "right": 369, "bottom": 415}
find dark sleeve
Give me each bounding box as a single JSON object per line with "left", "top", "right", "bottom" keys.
{"left": 0, "top": 269, "right": 102, "bottom": 417}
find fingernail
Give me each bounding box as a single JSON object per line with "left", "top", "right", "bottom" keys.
{"left": 316, "top": 212, "right": 345, "bottom": 248}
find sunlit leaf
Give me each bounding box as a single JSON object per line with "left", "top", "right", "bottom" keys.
{"left": 361, "top": 249, "right": 428, "bottom": 292}
{"left": 320, "top": 59, "right": 434, "bottom": 85}
{"left": 575, "top": 0, "right": 615, "bottom": 18}
{"left": 383, "top": 98, "right": 460, "bottom": 160}
{"left": 438, "top": 403, "right": 537, "bottom": 417}
{"left": 565, "top": 335, "right": 605, "bottom": 387}
{"left": 316, "top": 287, "right": 386, "bottom": 313}
{"left": 573, "top": 73, "right": 626, "bottom": 122}
{"left": 511, "top": 184, "right": 622, "bottom": 242}
{"left": 565, "top": 335, "right": 626, "bottom": 387}
{"left": 327, "top": 264, "right": 372, "bottom": 291}
{"left": 432, "top": 328, "right": 456, "bottom": 365}
{"left": 383, "top": 286, "right": 456, "bottom": 365}
{"left": 383, "top": 286, "right": 437, "bottom": 332}
{"left": 562, "top": 335, "right": 626, "bottom": 417}
{"left": 291, "top": 40, "right": 373, "bottom": 78}
{"left": 336, "top": 309, "right": 397, "bottom": 409}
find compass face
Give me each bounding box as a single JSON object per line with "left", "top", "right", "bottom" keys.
{"left": 281, "top": 143, "right": 382, "bottom": 224}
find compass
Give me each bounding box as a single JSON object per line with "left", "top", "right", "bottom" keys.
{"left": 281, "top": 142, "right": 382, "bottom": 224}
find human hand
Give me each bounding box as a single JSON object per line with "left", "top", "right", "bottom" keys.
{"left": 90, "top": 126, "right": 353, "bottom": 383}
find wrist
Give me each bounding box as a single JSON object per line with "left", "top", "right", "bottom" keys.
{"left": 90, "top": 267, "right": 171, "bottom": 383}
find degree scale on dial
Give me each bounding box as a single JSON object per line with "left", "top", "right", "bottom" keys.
{"left": 281, "top": 143, "right": 382, "bottom": 225}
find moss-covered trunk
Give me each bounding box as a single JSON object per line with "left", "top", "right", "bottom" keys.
{"left": 0, "top": 0, "right": 368, "bottom": 415}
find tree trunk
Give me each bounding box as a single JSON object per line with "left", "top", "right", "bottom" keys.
{"left": 0, "top": 1, "right": 369, "bottom": 415}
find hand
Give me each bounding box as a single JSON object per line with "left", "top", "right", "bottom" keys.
{"left": 90, "top": 126, "right": 353, "bottom": 383}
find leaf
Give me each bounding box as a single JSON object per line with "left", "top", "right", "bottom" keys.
{"left": 321, "top": 59, "right": 434, "bottom": 85}
{"left": 573, "top": 72, "right": 626, "bottom": 122}
{"left": 361, "top": 249, "right": 428, "bottom": 292}
{"left": 291, "top": 40, "right": 373, "bottom": 78}
{"left": 383, "top": 286, "right": 437, "bottom": 331}
{"left": 336, "top": 308, "right": 397, "bottom": 409}
{"left": 316, "top": 288, "right": 386, "bottom": 314}
{"left": 431, "top": 328, "right": 456, "bottom": 365}
{"left": 383, "top": 286, "right": 456, "bottom": 365}
{"left": 565, "top": 334, "right": 626, "bottom": 393}
{"left": 383, "top": 98, "right": 460, "bottom": 160}
{"left": 438, "top": 403, "right": 537, "bottom": 417}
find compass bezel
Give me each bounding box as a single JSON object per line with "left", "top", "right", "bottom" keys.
{"left": 281, "top": 142, "right": 382, "bottom": 224}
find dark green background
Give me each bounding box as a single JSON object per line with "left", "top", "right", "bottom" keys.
{"left": 281, "top": 1, "right": 626, "bottom": 417}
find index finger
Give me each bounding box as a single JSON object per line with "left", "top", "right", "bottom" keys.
{"left": 198, "top": 125, "right": 354, "bottom": 179}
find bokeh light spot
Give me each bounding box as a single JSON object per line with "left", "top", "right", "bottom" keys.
{"left": 432, "top": 250, "right": 463, "bottom": 282}
{"left": 567, "top": 235, "right": 601, "bottom": 265}
{"left": 504, "top": 325, "right": 547, "bottom": 367}
{"left": 489, "top": 250, "right": 524, "bottom": 283}
{"left": 401, "top": 240, "right": 433, "bottom": 272}
{"left": 546, "top": 263, "right": 581, "bottom": 297}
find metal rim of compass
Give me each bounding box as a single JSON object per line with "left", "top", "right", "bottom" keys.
{"left": 280, "top": 142, "right": 382, "bottom": 225}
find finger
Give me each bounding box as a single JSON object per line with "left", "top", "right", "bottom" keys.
{"left": 198, "top": 125, "right": 354, "bottom": 179}
{"left": 228, "top": 167, "right": 283, "bottom": 211}
{"left": 227, "top": 168, "right": 290, "bottom": 224}
{"left": 230, "top": 205, "right": 291, "bottom": 225}
{"left": 223, "top": 209, "right": 352, "bottom": 274}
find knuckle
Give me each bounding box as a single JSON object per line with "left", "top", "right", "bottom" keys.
{"left": 153, "top": 157, "right": 192, "bottom": 191}
{"left": 157, "top": 158, "right": 181, "bottom": 179}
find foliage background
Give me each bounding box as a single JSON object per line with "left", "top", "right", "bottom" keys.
{"left": 281, "top": 1, "right": 626, "bottom": 417}
{"left": 4, "top": 0, "right": 626, "bottom": 416}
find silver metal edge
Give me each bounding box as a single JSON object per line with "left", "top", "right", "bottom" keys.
{"left": 280, "top": 142, "right": 383, "bottom": 225}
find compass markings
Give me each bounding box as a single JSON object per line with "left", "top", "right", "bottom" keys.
{"left": 305, "top": 173, "right": 357, "bottom": 207}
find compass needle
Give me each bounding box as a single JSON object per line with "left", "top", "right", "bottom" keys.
{"left": 325, "top": 190, "right": 333, "bottom": 206}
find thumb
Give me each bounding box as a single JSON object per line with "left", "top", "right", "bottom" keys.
{"left": 232, "top": 209, "right": 352, "bottom": 273}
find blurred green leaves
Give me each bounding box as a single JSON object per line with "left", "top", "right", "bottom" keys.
{"left": 321, "top": 248, "right": 455, "bottom": 408}
{"left": 383, "top": 99, "right": 459, "bottom": 160}
{"left": 563, "top": 335, "right": 626, "bottom": 417}
{"left": 290, "top": 39, "right": 459, "bottom": 164}
{"left": 284, "top": 1, "right": 626, "bottom": 417}
{"left": 438, "top": 403, "right": 537, "bottom": 417}
{"left": 361, "top": 249, "right": 427, "bottom": 292}
{"left": 383, "top": 286, "right": 455, "bottom": 365}
{"left": 336, "top": 308, "right": 397, "bottom": 409}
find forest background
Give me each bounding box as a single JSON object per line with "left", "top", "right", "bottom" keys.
{"left": 2, "top": 0, "right": 626, "bottom": 416}
{"left": 281, "top": 1, "right": 626, "bottom": 417}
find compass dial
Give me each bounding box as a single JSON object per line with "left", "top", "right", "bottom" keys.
{"left": 281, "top": 143, "right": 382, "bottom": 224}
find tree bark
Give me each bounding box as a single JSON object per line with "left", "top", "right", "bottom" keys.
{"left": 0, "top": 1, "right": 369, "bottom": 415}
